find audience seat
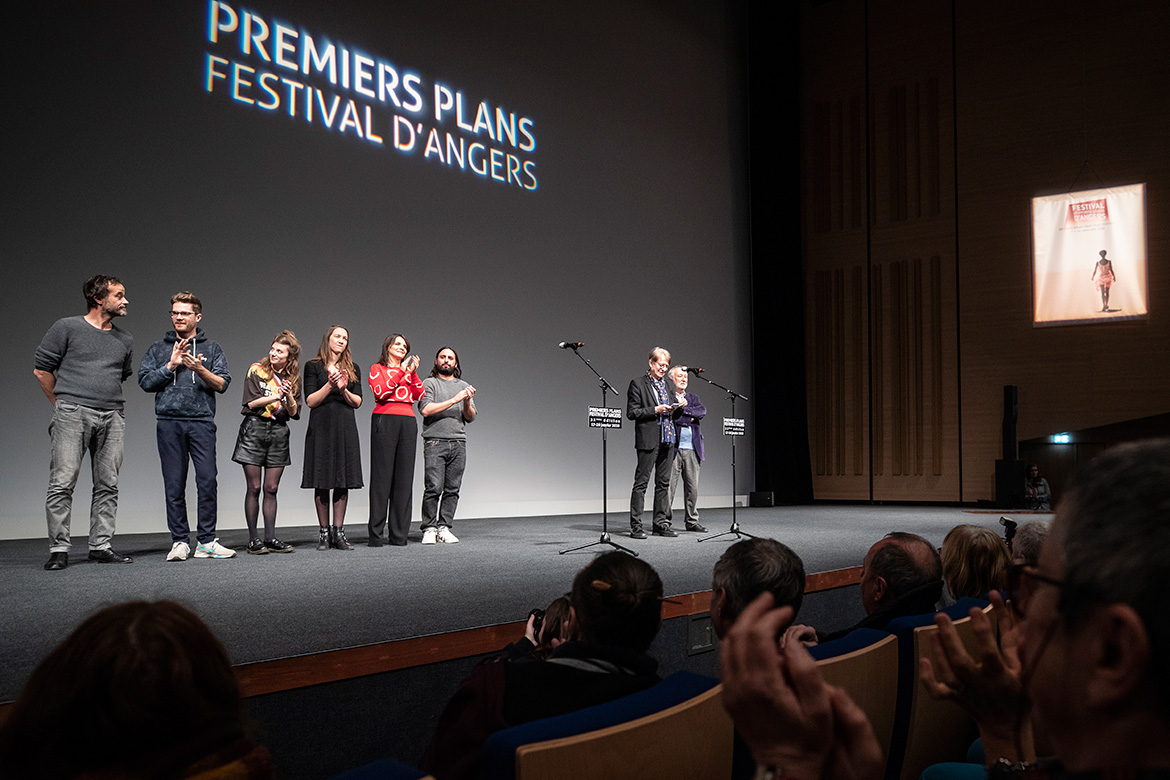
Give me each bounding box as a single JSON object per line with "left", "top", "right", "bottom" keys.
{"left": 481, "top": 670, "right": 730, "bottom": 780}
{"left": 808, "top": 627, "right": 900, "bottom": 777}
{"left": 885, "top": 597, "right": 992, "bottom": 780}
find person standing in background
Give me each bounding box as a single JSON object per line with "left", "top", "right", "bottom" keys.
{"left": 368, "top": 333, "right": 424, "bottom": 547}
{"left": 419, "top": 347, "right": 476, "bottom": 545}
{"left": 302, "top": 326, "right": 363, "bottom": 551}
{"left": 233, "top": 331, "right": 301, "bottom": 555}
{"left": 34, "top": 275, "right": 134, "bottom": 571}
{"left": 667, "top": 365, "right": 707, "bottom": 533}
{"left": 138, "top": 291, "right": 234, "bottom": 562}
{"left": 626, "top": 347, "right": 682, "bottom": 539}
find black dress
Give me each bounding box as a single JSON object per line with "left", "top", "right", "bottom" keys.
{"left": 301, "top": 361, "right": 364, "bottom": 489}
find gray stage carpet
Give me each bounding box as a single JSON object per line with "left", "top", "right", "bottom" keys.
{"left": 0, "top": 504, "right": 1008, "bottom": 702}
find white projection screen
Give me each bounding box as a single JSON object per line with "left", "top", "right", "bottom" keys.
{"left": 1, "top": 0, "right": 753, "bottom": 539}
{"left": 1031, "top": 183, "right": 1148, "bottom": 326}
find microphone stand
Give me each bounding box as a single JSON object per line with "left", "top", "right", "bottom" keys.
{"left": 688, "top": 372, "right": 753, "bottom": 543}
{"left": 560, "top": 346, "right": 638, "bottom": 557}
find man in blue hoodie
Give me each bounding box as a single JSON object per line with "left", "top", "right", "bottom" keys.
{"left": 138, "top": 292, "right": 233, "bottom": 561}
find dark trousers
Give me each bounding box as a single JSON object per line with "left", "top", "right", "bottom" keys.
{"left": 630, "top": 444, "right": 673, "bottom": 529}
{"left": 368, "top": 414, "right": 417, "bottom": 545}
{"left": 421, "top": 439, "right": 466, "bottom": 529}
{"left": 157, "top": 419, "right": 218, "bottom": 544}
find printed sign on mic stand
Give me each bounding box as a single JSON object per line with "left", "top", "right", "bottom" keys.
{"left": 589, "top": 407, "right": 622, "bottom": 429}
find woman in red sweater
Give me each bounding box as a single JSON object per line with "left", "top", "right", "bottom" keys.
{"left": 367, "top": 333, "right": 424, "bottom": 546}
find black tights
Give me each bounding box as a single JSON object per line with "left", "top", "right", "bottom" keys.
{"left": 244, "top": 465, "right": 284, "bottom": 541}
{"left": 314, "top": 488, "right": 349, "bottom": 528}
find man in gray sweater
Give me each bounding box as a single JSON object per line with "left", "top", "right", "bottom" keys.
{"left": 418, "top": 347, "right": 476, "bottom": 544}
{"left": 33, "top": 275, "right": 134, "bottom": 570}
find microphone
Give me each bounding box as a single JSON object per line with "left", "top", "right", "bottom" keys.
{"left": 558, "top": 341, "right": 584, "bottom": 349}
{"left": 686, "top": 366, "right": 705, "bottom": 374}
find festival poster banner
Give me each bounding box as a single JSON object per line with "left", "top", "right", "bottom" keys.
{"left": 1031, "top": 183, "right": 1148, "bottom": 326}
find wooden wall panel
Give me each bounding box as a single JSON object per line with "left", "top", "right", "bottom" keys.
{"left": 802, "top": 0, "right": 870, "bottom": 500}
{"left": 802, "top": 0, "right": 961, "bottom": 502}
{"left": 868, "top": 0, "right": 960, "bottom": 500}
{"left": 802, "top": 1, "right": 1170, "bottom": 504}
{"left": 954, "top": 1, "right": 1170, "bottom": 501}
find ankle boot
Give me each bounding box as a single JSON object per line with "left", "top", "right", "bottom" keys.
{"left": 317, "top": 527, "right": 330, "bottom": 551}
{"left": 332, "top": 525, "right": 354, "bottom": 551}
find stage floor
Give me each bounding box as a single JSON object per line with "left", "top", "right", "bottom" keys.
{"left": 0, "top": 504, "right": 1008, "bottom": 702}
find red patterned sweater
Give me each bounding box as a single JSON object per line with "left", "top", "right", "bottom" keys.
{"left": 368, "top": 364, "right": 424, "bottom": 415}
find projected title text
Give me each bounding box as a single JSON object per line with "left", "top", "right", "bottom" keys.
{"left": 204, "top": 1, "right": 538, "bottom": 190}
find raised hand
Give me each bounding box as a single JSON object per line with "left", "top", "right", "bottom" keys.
{"left": 168, "top": 337, "right": 190, "bottom": 369}
{"left": 918, "top": 591, "right": 1028, "bottom": 741}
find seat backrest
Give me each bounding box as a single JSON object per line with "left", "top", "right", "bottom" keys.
{"left": 809, "top": 628, "right": 899, "bottom": 777}
{"left": 481, "top": 670, "right": 730, "bottom": 780}
{"left": 885, "top": 598, "right": 992, "bottom": 780}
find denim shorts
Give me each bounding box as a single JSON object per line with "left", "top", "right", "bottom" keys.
{"left": 231, "top": 415, "right": 291, "bottom": 467}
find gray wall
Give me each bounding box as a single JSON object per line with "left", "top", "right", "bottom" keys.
{"left": 2, "top": 0, "right": 753, "bottom": 539}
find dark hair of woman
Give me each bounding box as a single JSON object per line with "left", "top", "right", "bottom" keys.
{"left": 569, "top": 551, "right": 664, "bottom": 652}
{"left": 377, "top": 333, "right": 411, "bottom": 366}
{"left": 535, "top": 595, "right": 571, "bottom": 658}
{"left": 0, "top": 601, "right": 250, "bottom": 780}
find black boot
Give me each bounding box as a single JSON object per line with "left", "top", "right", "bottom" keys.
{"left": 332, "top": 525, "right": 354, "bottom": 551}
{"left": 317, "top": 527, "right": 330, "bottom": 551}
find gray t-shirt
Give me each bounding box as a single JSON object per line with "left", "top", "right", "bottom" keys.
{"left": 34, "top": 316, "right": 134, "bottom": 410}
{"left": 419, "top": 376, "right": 475, "bottom": 440}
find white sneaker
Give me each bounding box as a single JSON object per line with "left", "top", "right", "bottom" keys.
{"left": 421, "top": 528, "right": 438, "bottom": 545}
{"left": 167, "top": 541, "right": 190, "bottom": 562}
{"left": 194, "top": 538, "right": 237, "bottom": 559}
{"left": 437, "top": 527, "right": 459, "bottom": 544}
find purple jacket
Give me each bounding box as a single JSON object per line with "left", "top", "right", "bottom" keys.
{"left": 672, "top": 391, "right": 707, "bottom": 462}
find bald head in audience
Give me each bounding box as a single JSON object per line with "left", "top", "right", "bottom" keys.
{"left": 859, "top": 531, "right": 942, "bottom": 616}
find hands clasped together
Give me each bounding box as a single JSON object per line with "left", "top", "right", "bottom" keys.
{"left": 721, "top": 594, "right": 883, "bottom": 780}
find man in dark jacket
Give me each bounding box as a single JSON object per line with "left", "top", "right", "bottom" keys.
{"left": 626, "top": 346, "right": 681, "bottom": 539}
{"left": 138, "top": 292, "right": 233, "bottom": 561}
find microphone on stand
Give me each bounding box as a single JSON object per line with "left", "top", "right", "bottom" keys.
{"left": 686, "top": 366, "right": 705, "bottom": 374}
{"left": 558, "top": 341, "right": 584, "bottom": 349}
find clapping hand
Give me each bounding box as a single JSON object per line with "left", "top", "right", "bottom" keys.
{"left": 721, "top": 594, "right": 882, "bottom": 780}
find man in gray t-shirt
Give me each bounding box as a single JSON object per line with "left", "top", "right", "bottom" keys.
{"left": 33, "top": 275, "right": 135, "bottom": 571}
{"left": 418, "top": 347, "right": 477, "bottom": 544}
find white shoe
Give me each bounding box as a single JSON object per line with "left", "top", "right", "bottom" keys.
{"left": 421, "top": 528, "right": 438, "bottom": 545}
{"left": 194, "top": 538, "right": 237, "bottom": 559}
{"left": 167, "top": 541, "right": 190, "bottom": 562}
{"left": 437, "top": 527, "right": 459, "bottom": 544}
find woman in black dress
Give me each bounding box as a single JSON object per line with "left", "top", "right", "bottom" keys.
{"left": 302, "top": 326, "right": 363, "bottom": 550}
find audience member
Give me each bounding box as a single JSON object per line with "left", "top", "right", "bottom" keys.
{"left": 0, "top": 601, "right": 273, "bottom": 780}
{"left": 502, "top": 595, "right": 573, "bottom": 663}
{"left": 421, "top": 552, "right": 664, "bottom": 780}
{"left": 940, "top": 524, "right": 1011, "bottom": 600}
{"left": 1010, "top": 519, "right": 1049, "bottom": 566}
{"left": 1024, "top": 463, "right": 1051, "bottom": 510}
{"left": 792, "top": 531, "right": 943, "bottom": 644}
{"left": 710, "top": 537, "right": 806, "bottom": 640}
{"left": 922, "top": 439, "right": 1170, "bottom": 776}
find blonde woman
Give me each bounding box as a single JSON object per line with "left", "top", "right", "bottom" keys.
{"left": 940, "top": 524, "right": 1010, "bottom": 599}
{"left": 232, "top": 330, "right": 301, "bottom": 554}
